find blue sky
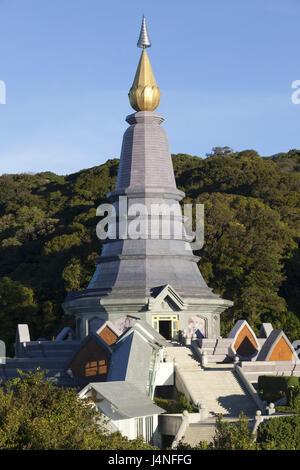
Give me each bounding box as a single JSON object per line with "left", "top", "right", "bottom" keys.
{"left": 0, "top": 0, "right": 299, "bottom": 175}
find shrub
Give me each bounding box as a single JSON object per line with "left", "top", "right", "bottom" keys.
{"left": 257, "top": 375, "right": 299, "bottom": 403}
{"left": 256, "top": 415, "right": 300, "bottom": 450}
{"left": 286, "top": 385, "right": 300, "bottom": 411}
{"left": 154, "top": 392, "right": 198, "bottom": 413}
{"left": 153, "top": 397, "right": 174, "bottom": 413}
{"left": 173, "top": 393, "right": 198, "bottom": 413}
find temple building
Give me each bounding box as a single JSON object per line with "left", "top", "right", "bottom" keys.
{"left": 1, "top": 17, "right": 299, "bottom": 447}
{"left": 62, "top": 16, "right": 233, "bottom": 342}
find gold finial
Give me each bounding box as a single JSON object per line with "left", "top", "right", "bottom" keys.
{"left": 128, "top": 17, "right": 161, "bottom": 112}
{"left": 128, "top": 49, "right": 161, "bottom": 112}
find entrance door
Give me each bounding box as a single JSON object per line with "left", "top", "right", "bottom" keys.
{"left": 159, "top": 320, "right": 172, "bottom": 340}
{"left": 152, "top": 315, "right": 179, "bottom": 340}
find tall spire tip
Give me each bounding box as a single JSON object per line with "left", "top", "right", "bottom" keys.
{"left": 137, "top": 15, "right": 151, "bottom": 49}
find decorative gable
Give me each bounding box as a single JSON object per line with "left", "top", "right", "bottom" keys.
{"left": 68, "top": 334, "right": 112, "bottom": 380}
{"left": 269, "top": 337, "right": 293, "bottom": 361}
{"left": 257, "top": 330, "right": 299, "bottom": 362}
{"left": 148, "top": 284, "right": 187, "bottom": 312}
{"left": 96, "top": 322, "right": 120, "bottom": 346}
{"left": 228, "top": 320, "right": 259, "bottom": 359}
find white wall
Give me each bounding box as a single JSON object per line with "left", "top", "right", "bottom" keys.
{"left": 82, "top": 392, "right": 160, "bottom": 444}
{"left": 155, "top": 362, "right": 174, "bottom": 386}
{"left": 103, "top": 411, "right": 159, "bottom": 444}
{"left": 115, "top": 417, "right": 136, "bottom": 440}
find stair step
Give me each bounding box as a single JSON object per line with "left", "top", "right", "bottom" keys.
{"left": 166, "top": 345, "right": 258, "bottom": 418}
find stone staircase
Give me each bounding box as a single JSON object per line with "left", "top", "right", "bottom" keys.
{"left": 165, "top": 344, "right": 257, "bottom": 445}
{"left": 182, "top": 416, "right": 246, "bottom": 446}
{"left": 182, "top": 419, "right": 217, "bottom": 446}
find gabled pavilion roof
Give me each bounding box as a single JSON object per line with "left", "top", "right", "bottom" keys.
{"left": 79, "top": 381, "right": 164, "bottom": 418}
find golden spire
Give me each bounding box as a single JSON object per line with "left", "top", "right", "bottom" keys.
{"left": 128, "top": 17, "right": 161, "bottom": 112}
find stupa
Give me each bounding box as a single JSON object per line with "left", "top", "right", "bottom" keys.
{"left": 63, "top": 16, "right": 233, "bottom": 341}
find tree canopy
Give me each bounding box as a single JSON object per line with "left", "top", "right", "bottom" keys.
{"left": 0, "top": 369, "right": 156, "bottom": 450}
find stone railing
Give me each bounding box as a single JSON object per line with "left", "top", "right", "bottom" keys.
{"left": 234, "top": 364, "right": 265, "bottom": 412}
{"left": 170, "top": 411, "right": 189, "bottom": 449}
{"left": 174, "top": 363, "right": 196, "bottom": 404}
{"left": 252, "top": 409, "right": 296, "bottom": 437}
{"left": 174, "top": 364, "right": 208, "bottom": 420}
{"left": 159, "top": 410, "right": 208, "bottom": 449}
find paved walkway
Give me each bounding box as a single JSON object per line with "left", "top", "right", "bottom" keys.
{"left": 165, "top": 344, "right": 258, "bottom": 445}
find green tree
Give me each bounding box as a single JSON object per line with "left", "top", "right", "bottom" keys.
{"left": 211, "top": 413, "right": 257, "bottom": 450}
{"left": 0, "top": 369, "right": 157, "bottom": 450}
{"left": 62, "top": 258, "right": 83, "bottom": 291}
{"left": 256, "top": 415, "right": 300, "bottom": 450}
{"left": 0, "top": 277, "right": 38, "bottom": 355}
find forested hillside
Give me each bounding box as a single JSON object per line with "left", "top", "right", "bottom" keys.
{"left": 0, "top": 148, "right": 300, "bottom": 354}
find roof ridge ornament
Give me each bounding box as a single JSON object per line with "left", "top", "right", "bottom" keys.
{"left": 137, "top": 15, "right": 151, "bottom": 49}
